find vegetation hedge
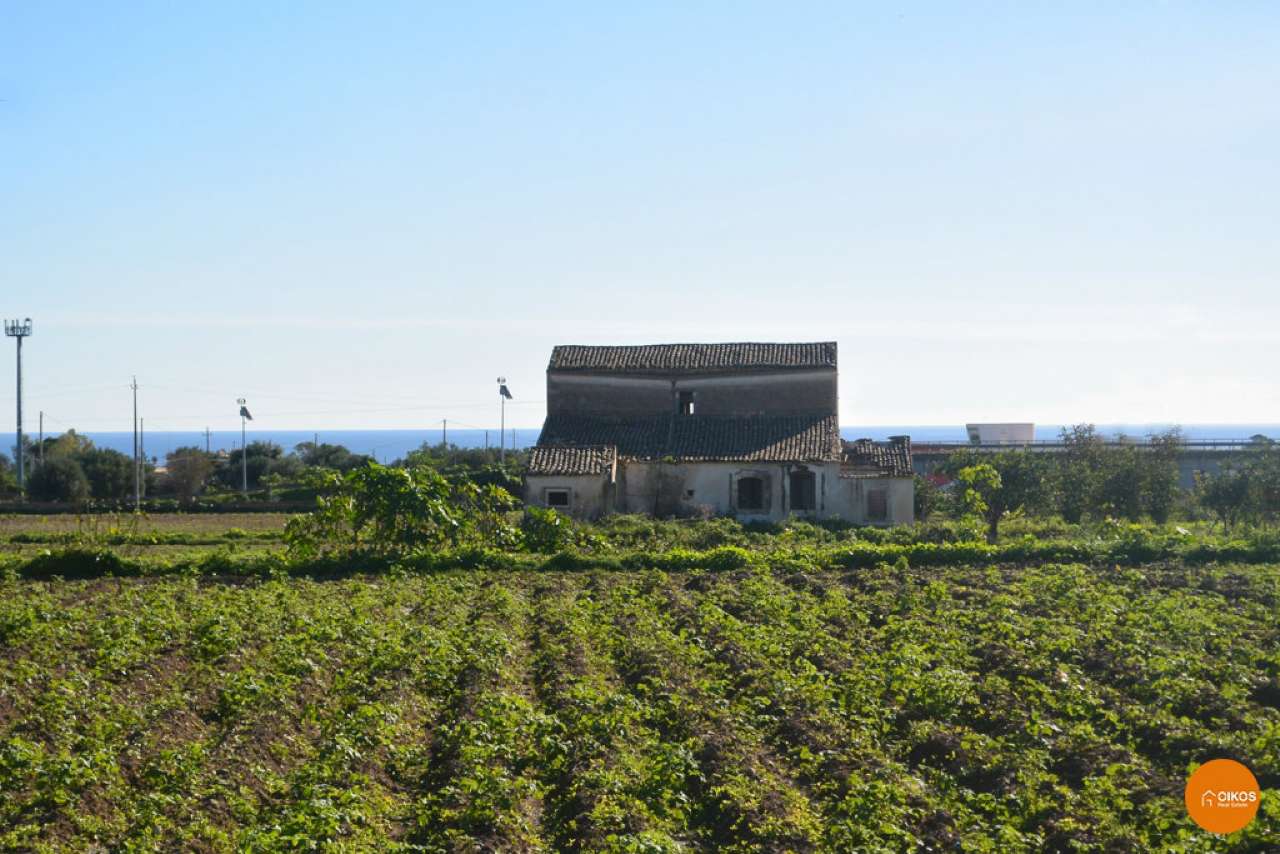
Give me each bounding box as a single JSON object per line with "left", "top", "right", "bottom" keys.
{"left": 9, "top": 531, "right": 1280, "bottom": 582}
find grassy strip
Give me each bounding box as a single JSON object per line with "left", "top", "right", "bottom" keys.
{"left": 5, "top": 530, "right": 283, "bottom": 546}
{"left": 9, "top": 535, "right": 1280, "bottom": 584}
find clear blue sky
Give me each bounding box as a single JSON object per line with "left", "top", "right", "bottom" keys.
{"left": 2, "top": 3, "right": 1277, "bottom": 433}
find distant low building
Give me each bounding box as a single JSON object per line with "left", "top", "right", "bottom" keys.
{"left": 525, "top": 342, "right": 914, "bottom": 524}
{"left": 966, "top": 423, "right": 1035, "bottom": 445}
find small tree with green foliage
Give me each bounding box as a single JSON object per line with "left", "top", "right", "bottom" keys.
{"left": 26, "top": 456, "right": 91, "bottom": 503}
{"left": 953, "top": 463, "right": 1002, "bottom": 543}
{"left": 913, "top": 475, "right": 941, "bottom": 522}
{"left": 1096, "top": 442, "right": 1145, "bottom": 522}
{"left": 1058, "top": 424, "right": 1106, "bottom": 523}
{"left": 1144, "top": 429, "right": 1183, "bottom": 523}
{"left": 0, "top": 455, "right": 16, "bottom": 497}
{"left": 1197, "top": 466, "right": 1253, "bottom": 531}
{"left": 77, "top": 447, "right": 134, "bottom": 500}
{"left": 943, "top": 450, "right": 1055, "bottom": 541}
{"left": 165, "top": 446, "right": 216, "bottom": 502}
{"left": 295, "top": 442, "right": 372, "bottom": 472}
{"left": 285, "top": 462, "right": 520, "bottom": 559}
{"left": 216, "top": 441, "right": 303, "bottom": 491}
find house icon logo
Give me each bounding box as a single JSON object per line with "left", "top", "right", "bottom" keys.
{"left": 1185, "top": 759, "right": 1260, "bottom": 834}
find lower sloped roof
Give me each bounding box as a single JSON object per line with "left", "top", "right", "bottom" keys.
{"left": 536, "top": 413, "right": 840, "bottom": 463}
{"left": 841, "top": 438, "right": 913, "bottom": 478}
{"left": 527, "top": 445, "right": 616, "bottom": 476}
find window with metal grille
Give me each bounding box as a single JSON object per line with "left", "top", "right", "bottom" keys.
{"left": 867, "top": 489, "right": 888, "bottom": 521}
{"left": 789, "top": 470, "right": 816, "bottom": 511}
{"left": 737, "top": 476, "right": 765, "bottom": 511}
{"left": 546, "top": 488, "right": 570, "bottom": 508}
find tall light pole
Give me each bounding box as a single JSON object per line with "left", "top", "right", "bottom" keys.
{"left": 6, "top": 319, "right": 33, "bottom": 494}
{"left": 132, "top": 376, "right": 140, "bottom": 510}
{"left": 237, "top": 399, "right": 252, "bottom": 495}
{"left": 497, "top": 377, "right": 512, "bottom": 464}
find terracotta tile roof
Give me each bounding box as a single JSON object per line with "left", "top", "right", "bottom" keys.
{"left": 548, "top": 342, "right": 837, "bottom": 374}
{"left": 841, "top": 437, "right": 914, "bottom": 478}
{"left": 527, "top": 445, "right": 616, "bottom": 476}
{"left": 538, "top": 415, "right": 669, "bottom": 457}
{"left": 536, "top": 413, "right": 841, "bottom": 463}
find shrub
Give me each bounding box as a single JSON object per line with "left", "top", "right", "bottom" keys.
{"left": 25, "top": 457, "right": 91, "bottom": 504}
{"left": 284, "top": 462, "right": 520, "bottom": 560}
{"left": 520, "top": 507, "right": 575, "bottom": 553}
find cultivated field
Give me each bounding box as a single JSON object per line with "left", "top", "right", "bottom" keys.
{"left": 0, "top": 513, "right": 291, "bottom": 559}
{"left": 2, "top": 554, "right": 1277, "bottom": 851}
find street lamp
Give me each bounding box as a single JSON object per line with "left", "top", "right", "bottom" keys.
{"left": 497, "top": 377, "right": 512, "bottom": 464}
{"left": 4, "top": 319, "right": 33, "bottom": 495}
{"left": 237, "top": 399, "right": 253, "bottom": 495}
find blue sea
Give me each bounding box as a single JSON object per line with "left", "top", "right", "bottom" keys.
{"left": 56, "top": 424, "right": 1280, "bottom": 464}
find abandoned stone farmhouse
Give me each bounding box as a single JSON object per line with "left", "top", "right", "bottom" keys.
{"left": 525, "top": 342, "right": 914, "bottom": 524}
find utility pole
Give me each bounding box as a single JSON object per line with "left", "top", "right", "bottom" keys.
{"left": 441, "top": 418, "right": 447, "bottom": 448}
{"left": 38, "top": 411, "right": 43, "bottom": 466}
{"left": 5, "top": 319, "right": 32, "bottom": 494}
{"left": 205, "top": 427, "right": 211, "bottom": 453}
{"left": 132, "top": 376, "right": 140, "bottom": 511}
{"left": 484, "top": 430, "right": 489, "bottom": 450}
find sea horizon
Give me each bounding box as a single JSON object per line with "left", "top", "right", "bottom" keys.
{"left": 22, "top": 423, "right": 1277, "bottom": 464}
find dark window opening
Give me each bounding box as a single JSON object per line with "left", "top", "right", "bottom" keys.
{"left": 789, "top": 470, "right": 816, "bottom": 511}
{"left": 737, "top": 476, "right": 765, "bottom": 511}
{"left": 546, "top": 489, "right": 570, "bottom": 508}
{"left": 867, "top": 489, "right": 888, "bottom": 521}
{"left": 679, "top": 390, "right": 695, "bottom": 415}
{"left": 685, "top": 488, "right": 695, "bottom": 499}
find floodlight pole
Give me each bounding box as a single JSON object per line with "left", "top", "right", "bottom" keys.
{"left": 5, "top": 319, "right": 32, "bottom": 495}
{"left": 132, "top": 376, "right": 140, "bottom": 510}
{"left": 497, "top": 377, "right": 506, "bottom": 464}
{"left": 238, "top": 398, "right": 248, "bottom": 496}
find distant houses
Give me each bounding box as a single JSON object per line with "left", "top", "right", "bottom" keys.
{"left": 525, "top": 342, "right": 913, "bottom": 524}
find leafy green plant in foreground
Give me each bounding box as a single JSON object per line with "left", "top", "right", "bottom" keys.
{"left": 284, "top": 463, "right": 520, "bottom": 559}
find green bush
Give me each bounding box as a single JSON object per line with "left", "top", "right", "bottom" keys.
{"left": 284, "top": 463, "right": 520, "bottom": 560}
{"left": 520, "top": 507, "right": 575, "bottom": 553}
{"left": 25, "top": 457, "right": 91, "bottom": 503}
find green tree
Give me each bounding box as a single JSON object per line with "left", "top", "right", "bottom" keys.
{"left": 1096, "top": 441, "right": 1145, "bottom": 522}
{"left": 26, "top": 456, "right": 91, "bottom": 503}
{"left": 941, "top": 448, "right": 1055, "bottom": 538}
{"left": 165, "top": 446, "right": 215, "bottom": 502}
{"left": 76, "top": 447, "right": 134, "bottom": 499}
{"left": 285, "top": 462, "right": 520, "bottom": 559}
{"left": 1144, "top": 429, "right": 1183, "bottom": 524}
{"left": 398, "top": 443, "right": 528, "bottom": 492}
{"left": 1058, "top": 424, "right": 1106, "bottom": 523}
{"left": 216, "top": 441, "right": 302, "bottom": 491}
{"left": 0, "top": 455, "right": 16, "bottom": 497}
{"left": 913, "top": 474, "right": 941, "bottom": 521}
{"left": 1197, "top": 466, "right": 1253, "bottom": 531}
{"left": 39, "top": 429, "right": 95, "bottom": 461}
{"left": 951, "top": 451, "right": 1055, "bottom": 542}
{"left": 953, "top": 463, "right": 1002, "bottom": 543}
{"left": 295, "top": 442, "right": 372, "bottom": 472}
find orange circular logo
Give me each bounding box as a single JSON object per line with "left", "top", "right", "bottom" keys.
{"left": 1185, "top": 759, "right": 1261, "bottom": 834}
